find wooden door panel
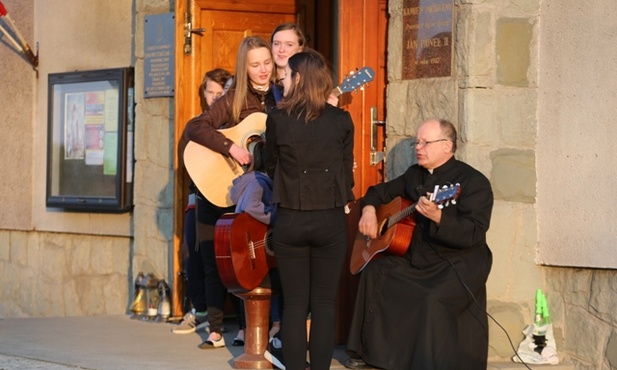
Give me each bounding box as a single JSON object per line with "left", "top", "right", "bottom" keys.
{"left": 335, "top": 0, "right": 388, "bottom": 345}
{"left": 199, "top": 10, "right": 295, "bottom": 77}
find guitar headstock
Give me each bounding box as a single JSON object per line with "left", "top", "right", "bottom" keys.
{"left": 432, "top": 184, "right": 461, "bottom": 209}
{"left": 336, "top": 66, "right": 375, "bottom": 96}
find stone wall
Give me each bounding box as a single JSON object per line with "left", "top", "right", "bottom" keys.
{"left": 0, "top": 230, "right": 130, "bottom": 316}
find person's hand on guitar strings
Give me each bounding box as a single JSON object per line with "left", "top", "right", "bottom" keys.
{"left": 358, "top": 205, "right": 379, "bottom": 239}
{"left": 229, "top": 143, "right": 252, "bottom": 166}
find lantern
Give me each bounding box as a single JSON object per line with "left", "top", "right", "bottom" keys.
{"left": 156, "top": 279, "right": 171, "bottom": 322}
{"left": 129, "top": 272, "right": 146, "bottom": 319}
{"left": 141, "top": 273, "right": 159, "bottom": 320}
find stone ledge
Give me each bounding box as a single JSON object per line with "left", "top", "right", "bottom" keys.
{"left": 488, "top": 361, "right": 574, "bottom": 369}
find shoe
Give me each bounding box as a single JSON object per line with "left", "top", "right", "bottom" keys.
{"left": 199, "top": 332, "right": 226, "bottom": 349}
{"left": 171, "top": 309, "right": 208, "bottom": 334}
{"left": 264, "top": 336, "right": 285, "bottom": 369}
{"left": 233, "top": 329, "right": 245, "bottom": 346}
{"left": 269, "top": 321, "right": 281, "bottom": 339}
{"left": 344, "top": 357, "right": 378, "bottom": 369}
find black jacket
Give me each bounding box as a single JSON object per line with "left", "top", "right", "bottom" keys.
{"left": 265, "top": 104, "right": 355, "bottom": 210}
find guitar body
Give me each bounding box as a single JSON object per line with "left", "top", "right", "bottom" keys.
{"left": 349, "top": 197, "right": 416, "bottom": 275}
{"left": 183, "top": 112, "right": 267, "bottom": 207}
{"left": 214, "top": 212, "right": 276, "bottom": 292}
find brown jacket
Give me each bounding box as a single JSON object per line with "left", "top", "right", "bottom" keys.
{"left": 178, "top": 86, "right": 276, "bottom": 158}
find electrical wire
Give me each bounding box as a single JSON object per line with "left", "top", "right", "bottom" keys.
{"left": 428, "top": 241, "right": 534, "bottom": 370}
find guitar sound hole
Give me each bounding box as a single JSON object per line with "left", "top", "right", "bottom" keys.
{"left": 264, "top": 229, "right": 275, "bottom": 257}
{"left": 378, "top": 219, "right": 389, "bottom": 237}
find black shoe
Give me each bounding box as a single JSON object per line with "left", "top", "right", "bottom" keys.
{"left": 232, "top": 329, "right": 245, "bottom": 346}
{"left": 345, "top": 357, "right": 378, "bottom": 369}
{"left": 264, "top": 336, "right": 285, "bottom": 369}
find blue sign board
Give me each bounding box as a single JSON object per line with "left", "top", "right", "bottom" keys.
{"left": 144, "top": 13, "right": 175, "bottom": 98}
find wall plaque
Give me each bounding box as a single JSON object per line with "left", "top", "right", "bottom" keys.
{"left": 144, "top": 13, "right": 175, "bottom": 98}
{"left": 402, "top": 0, "right": 453, "bottom": 79}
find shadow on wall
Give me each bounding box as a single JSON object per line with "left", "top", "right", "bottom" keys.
{"left": 386, "top": 137, "right": 417, "bottom": 180}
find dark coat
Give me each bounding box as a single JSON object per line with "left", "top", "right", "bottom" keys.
{"left": 264, "top": 104, "right": 355, "bottom": 210}
{"left": 347, "top": 157, "right": 494, "bottom": 370}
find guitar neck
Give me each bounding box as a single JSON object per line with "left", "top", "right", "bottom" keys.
{"left": 388, "top": 203, "right": 417, "bottom": 227}
{"left": 331, "top": 86, "right": 343, "bottom": 98}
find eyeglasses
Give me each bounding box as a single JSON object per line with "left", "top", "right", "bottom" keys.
{"left": 411, "top": 139, "right": 448, "bottom": 148}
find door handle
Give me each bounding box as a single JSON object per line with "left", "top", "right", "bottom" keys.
{"left": 370, "top": 106, "right": 385, "bottom": 166}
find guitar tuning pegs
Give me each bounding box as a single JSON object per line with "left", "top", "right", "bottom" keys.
{"left": 438, "top": 204, "right": 444, "bottom": 210}
{"left": 349, "top": 70, "right": 355, "bottom": 75}
{"left": 451, "top": 199, "right": 456, "bottom": 205}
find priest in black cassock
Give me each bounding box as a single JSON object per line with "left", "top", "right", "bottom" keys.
{"left": 345, "top": 118, "right": 494, "bottom": 370}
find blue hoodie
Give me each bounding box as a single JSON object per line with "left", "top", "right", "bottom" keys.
{"left": 230, "top": 171, "right": 276, "bottom": 225}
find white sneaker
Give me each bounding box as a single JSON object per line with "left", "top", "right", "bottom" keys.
{"left": 264, "top": 336, "right": 285, "bottom": 369}
{"left": 171, "top": 309, "right": 208, "bottom": 334}
{"left": 198, "top": 332, "right": 226, "bottom": 349}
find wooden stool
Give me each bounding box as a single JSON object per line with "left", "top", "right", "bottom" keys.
{"left": 232, "top": 287, "right": 273, "bottom": 369}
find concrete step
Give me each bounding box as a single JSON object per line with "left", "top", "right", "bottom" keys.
{"left": 488, "top": 361, "right": 575, "bottom": 369}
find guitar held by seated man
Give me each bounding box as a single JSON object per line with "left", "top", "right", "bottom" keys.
{"left": 349, "top": 183, "right": 460, "bottom": 274}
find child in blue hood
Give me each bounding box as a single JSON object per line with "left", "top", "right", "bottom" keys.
{"left": 229, "top": 140, "right": 282, "bottom": 339}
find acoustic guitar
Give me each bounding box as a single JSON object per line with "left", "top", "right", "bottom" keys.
{"left": 214, "top": 212, "right": 276, "bottom": 292}
{"left": 184, "top": 112, "right": 267, "bottom": 208}
{"left": 183, "top": 66, "right": 376, "bottom": 207}
{"left": 349, "top": 184, "right": 461, "bottom": 275}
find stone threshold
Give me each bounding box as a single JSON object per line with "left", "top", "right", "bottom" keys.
{"left": 488, "top": 361, "right": 575, "bottom": 369}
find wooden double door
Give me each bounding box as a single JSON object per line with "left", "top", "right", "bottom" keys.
{"left": 173, "top": 0, "right": 388, "bottom": 344}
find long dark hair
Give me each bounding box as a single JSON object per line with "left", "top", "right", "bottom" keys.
{"left": 278, "top": 49, "right": 333, "bottom": 123}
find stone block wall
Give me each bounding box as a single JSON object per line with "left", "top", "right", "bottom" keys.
{"left": 0, "top": 230, "right": 130, "bottom": 317}
{"left": 385, "top": 0, "right": 617, "bottom": 368}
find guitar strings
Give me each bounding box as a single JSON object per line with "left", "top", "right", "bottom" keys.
{"left": 244, "top": 235, "right": 273, "bottom": 250}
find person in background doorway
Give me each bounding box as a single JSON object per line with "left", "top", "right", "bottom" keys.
{"left": 174, "top": 68, "right": 232, "bottom": 335}
{"left": 271, "top": 22, "right": 306, "bottom": 84}
{"left": 270, "top": 22, "right": 339, "bottom": 107}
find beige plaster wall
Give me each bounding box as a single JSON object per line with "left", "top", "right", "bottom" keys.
{"left": 537, "top": 0, "right": 617, "bottom": 268}
{"left": 33, "top": 0, "right": 133, "bottom": 237}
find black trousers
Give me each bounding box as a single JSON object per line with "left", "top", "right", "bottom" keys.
{"left": 196, "top": 194, "right": 245, "bottom": 333}
{"left": 183, "top": 201, "right": 208, "bottom": 312}
{"left": 273, "top": 207, "right": 348, "bottom": 370}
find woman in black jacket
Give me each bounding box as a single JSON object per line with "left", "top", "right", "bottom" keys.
{"left": 265, "top": 49, "right": 355, "bottom": 370}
